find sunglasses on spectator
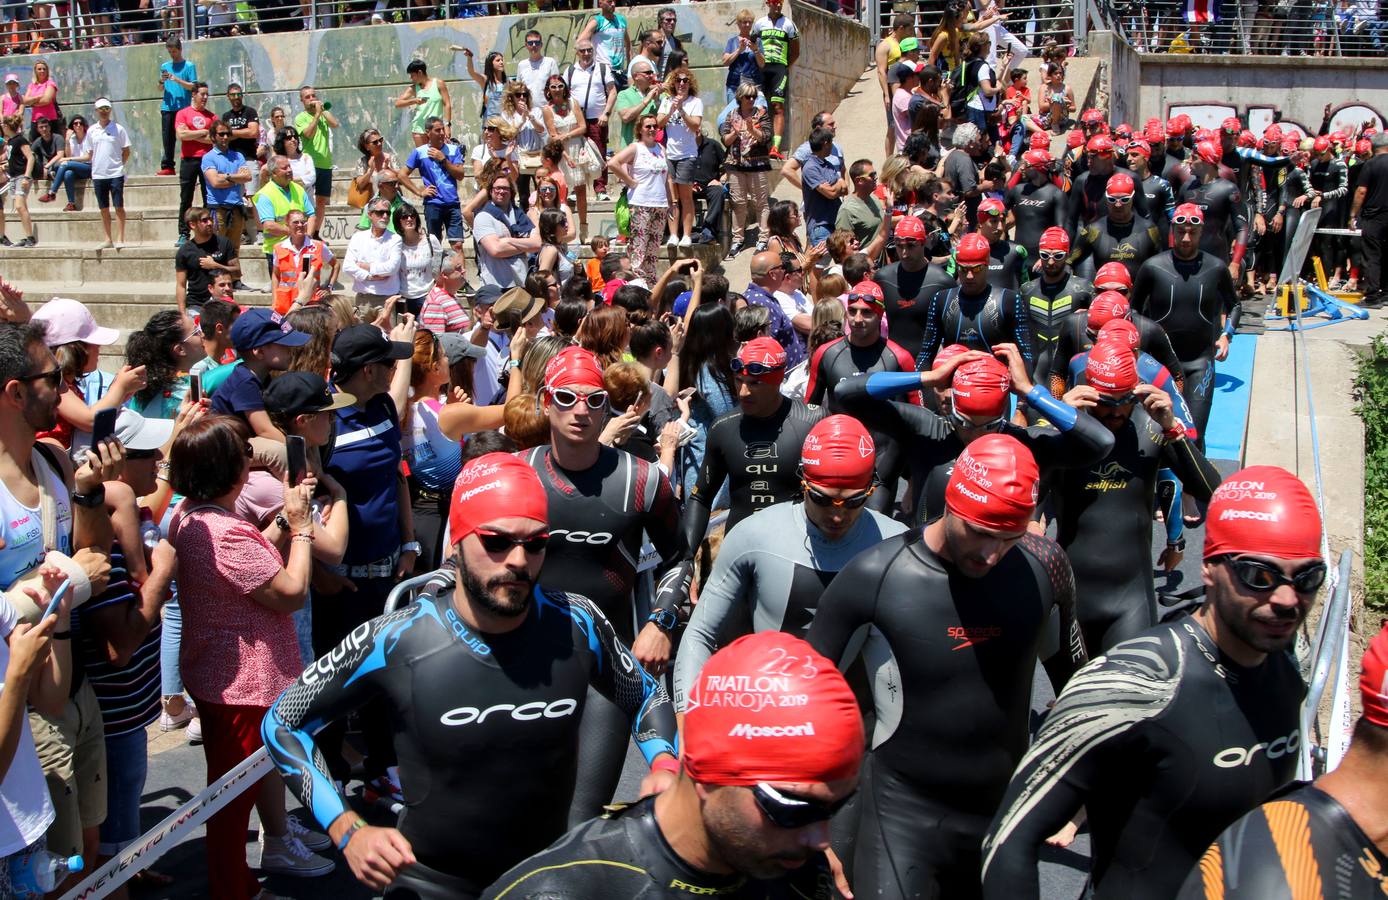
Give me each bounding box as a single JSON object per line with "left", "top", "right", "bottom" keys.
{"left": 641, "top": 124, "right": 658, "bottom": 131}
{"left": 752, "top": 783, "right": 854, "bottom": 829}
{"left": 803, "top": 482, "right": 875, "bottom": 509}
{"left": 1105, "top": 193, "right": 1134, "bottom": 204}
{"left": 1039, "top": 250, "right": 1068, "bottom": 261}
{"left": 16, "top": 368, "right": 62, "bottom": 389}
{"left": 577, "top": 47, "right": 593, "bottom": 53}
{"left": 526, "top": 39, "right": 541, "bottom": 46}
{"left": 1172, "top": 213, "right": 1204, "bottom": 226}
{"left": 484, "top": 125, "right": 499, "bottom": 132}
{"left": 369, "top": 137, "right": 383, "bottom": 145}
{"left": 227, "top": 92, "right": 243, "bottom": 98}
{"left": 676, "top": 77, "right": 691, "bottom": 83}
{"left": 369, "top": 208, "right": 390, "bottom": 216}
{"left": 549, "top": 388, "right": 608, "bottom": 409}
{"left": 539, "top": 185, "right": 557, "bottom": 193}
{"left": 1223, "top": 556, "right": 1327, "bottom": 593}
{"left": 476, "top": 529, "right": 550, "bottom": 554}
{"left": 731, "top": 359, "right": 784, "bottom": 377}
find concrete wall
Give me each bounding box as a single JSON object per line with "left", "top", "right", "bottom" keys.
{"left": 2, "top": 1, "right": 867, "bottom": 174}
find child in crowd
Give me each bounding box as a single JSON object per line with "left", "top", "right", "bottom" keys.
{"left": 208, "top": 307, "right": 309, "bottom": 439}
{"left": 190, "top": 298, "right": 241, "bottom": 384}
{"left": 586, "top": 234, "right": 609, "bottom": 293}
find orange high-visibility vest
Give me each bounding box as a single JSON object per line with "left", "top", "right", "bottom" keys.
{"left": 272, "top": 239, "right": 324, "bottom": 314}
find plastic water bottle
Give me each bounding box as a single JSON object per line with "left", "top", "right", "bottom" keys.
{"left": 8, "top": 850, "right": 83, "bottom": 898}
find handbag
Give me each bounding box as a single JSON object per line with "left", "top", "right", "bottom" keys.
{"left": 347, "top": 171, "right": 371, "bottom": 209}
{"left": 580, "top": 138, "right": 605, "bottom": 180}
{"left": 615, "top": 187, "right": 631, "bottom": 237}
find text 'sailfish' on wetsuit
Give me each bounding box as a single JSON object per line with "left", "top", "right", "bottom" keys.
{"left": 915, "top": 285, "right": 1034, "bottom": 373}
{"left": 1177, "top": 784, "right": 1388, "bottom": 900}
{"left": 1023, "top": 273, "right": 1095, "bottom": 388}
{"left": 1050, "top": 310, "right": 1185, "bottom": 406}
{"left": 1052, "top": 407, "right": 1220, "bottom": 651}
{"left": 1068, "top": 215, "right": 1164, "bottom": 284}
{"left": 672, "top": 500, "right": 908, "bottom": 710}
{"left": 680, "top": 399, "right": 824, "bottom": 555}
{"left": 1130, "top": 250, "right": 1241, "bottom": 448}
{"left": 481, "top": 795, "right": 836, "bottom": 899}
{"left": 807, "top": 530, "right": 1086, "bottom": 900}
{"left": 263, "top": 581, "right": 678, "bottom": 895}
{"left": 982, "top": 617, "right": 1305, "bottom": 900}
{"left": 875, "top": 261, "right": 956, "bottom": 362}
{"left": 1005, "top": 180, "right": 1068, "bottom": 260}
{"left": 1176, "top": 176, "right": 1250, "bottom": 265}
{"left": 520, "top": 445, "right": 687, "bottom": 642}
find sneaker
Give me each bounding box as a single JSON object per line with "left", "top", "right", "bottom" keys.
{"left": 259, "top": 833, "right": 335, "bottom": 878}
{"left": 15, "top": 236, "right": 35, "bottom": 247}
{"left": 98, "top": 240, "right": 114, "bottom": 250}
{"left": 157, "top": 167, "right": 176, "bottom": 176}
{"left": 62, "top": 203, "right": 76, "bottom": 212}
{"left": 158, "top": 697, "right": 196, "bottom": 731}
{"left": 285, "top": 813, "right": 332, "bottom": 853}
{"left": 665, "top": 234, "right": 679, "bottom": 247}
{"left": 678, "top": 234, "right": 692, "bottom": 247}
{"left": 725, "top": 240, "right": 744, "bottom": 260}
{"left": 0, "top": 236, "right": 11, "bottom": 247}
{"left": 595, "top": 190, "right": 609, "bottom": 202}
{"left": 38, "top": 193, "right": 55, "bottom": 203}
{"left": 186, "top": 716, "right": 202, "bottom": 744}
{"left": 754, "top": 239, "right": 768, "bottom": 253}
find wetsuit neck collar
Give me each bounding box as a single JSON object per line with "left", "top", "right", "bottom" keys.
{"left": 642, "top": 792, "right": 748, "bottom": 891}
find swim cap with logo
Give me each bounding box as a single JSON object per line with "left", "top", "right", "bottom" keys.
{"left": 801, "top": 415, "right": 875, "bottom": 489}
{"left": 1203, "top": 466, "right": 1322, "bottom": 560}
{"left": 1087, "top": 291, "right": 1131, "bottom": 331}
{"left": 1105, "top": 172, "right": 1136, "bottom": 196}
{"left": 945, "top": 433, "right": 1039, "bottom": 533}
{"left": 1039, "top": 227, "right": 1070, "bottom": 253}
{"left": 1097, "top": 318, "right": 1140, "bottom": 352}
{"left": 449, "top": 452, "right": 549, "bottom": 543}
{"left": 544, "top": 346, "right": 605, "bottom": 392}
{"left": 956, "top": 233, "right": 990, "bottom": 266}
{"left": 1094, "top": 262, "right": 1133, "bottom": 290}
{"left": 1085, "top": 338, "right": 1138, "bottom": 395}
{"left": 736, "top": 336, "right": 788, "bottom": 384}
{"left": 682, "top": 632, "right": 864, "bottom": 787}
{"left": 1126, "top": 138, "right": 1151, "bottom": 159}
{"left": 932, "top": 343, "right": 973, "bottom": 371}
{"left": 1194, "top": 140, "right": 1222, "bottom": 166}
{"left": 1174, "top": 202, "right": 1205, "bottom": 224}
{"left": 1362, "top": 625, "right": 1388, "bottom": 729}
{"left": 894, "top": 216, "right": 926, "bottom": 242}
{"left": 951, "top": 357, "right": 1011, "bottom": 418}
{"left": 847, "top": 280, "right": 886, "bottom": 311}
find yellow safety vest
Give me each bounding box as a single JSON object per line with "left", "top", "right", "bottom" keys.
{"left": 253, "top": 179, "right": 309, "bottom": 255}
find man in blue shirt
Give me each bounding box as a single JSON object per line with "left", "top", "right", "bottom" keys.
{"left": 400, "top": 116, "right": 468, "bottom": 255}
{"left": 801, "top": 126, "right": 846, "bottom": 246}
{"left": 209, "top": 307, "right": 309, "bottom": 439}
{"left": 158, "top": 36, "right": 196, "bottom": 175}
{"left": 201, "top": 123, "right": 254, "bottom": 278}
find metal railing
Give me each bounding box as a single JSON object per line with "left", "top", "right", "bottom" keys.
{"left": 876, "top": 0, "right": 1079, "bottom": 58}
{"left": 1095, "top": 0, "right": 1385, "bottom": 56}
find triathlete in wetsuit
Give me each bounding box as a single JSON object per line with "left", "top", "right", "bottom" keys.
{"left": 874, "top": 216, "right": 955, "bottom": 361}
{"left": 1179, "top": 625, "right": 1388, "bottom": 900}
{"left": 519, "top": 347, "right": 689, "bottom": 825}
{"left": 1066, "top": 136, "right": 1153, "bottom": 233}
{"left": 681, "top": 337, "right": 823, "bottom": 550}
{"left": 1130, "top": 205, "right": 1242, "bottom": 452}
{"left": 916, "top": 233, "right": 1034, "bottom": 372}
{"left": 1052, "top": 340, "right": 1221, "bottom": 651}
{"left": 808, "top": 435, "right": 1087, "bottom": 900}
{"left": 1005, "top": 150, "right": 1069, "bottom": 260}
{"left": 1161, "top": 116, "right": 1192, "bottom": 182}
{"left": 983, "top": 466, "right": 1325, "bottom": 900}
{"left": 1024, "top": 227, "right": 1095, "bottom": 389}
{"left": 1299, "top": 136, "right": 1352, "bottom": 281}
{"left": 483, "top": 631, "right": 864, "bottom": 900}
{"left": 264, "top": 454, "right": 678, "bottom": 899}
{"left": 1050, "top": 289, "right": 1185, "bottom": 412}
{"left": 1127, "top": 139, "right": 1176, "bottom": 243}
{"left": 1176, "top": 141, "right": 1251, "bottom": 276}
{"left": 1063, "top": 319, "right": 1196, "bottom": 437}
{"left": 807, "top": 280, "right": 917, "bottom": 513}
{"left": 973, "top": 197, "right": 1032, "bottom": 292}
{"left": 1067, "top": 173, "right": 1163, "bottom": 283}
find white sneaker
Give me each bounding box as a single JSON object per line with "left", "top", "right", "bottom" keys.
{"left": 186, "top": 716, "right": 202, "bottom": 745}
{"left": 159, "top": 697, "right": 195, "bottom": 731}
{"left": 286, "top": 813, "right": 332, "bottom": 853}
{"left": 678, "top": 235, "right": 692, "bottom": 247}
{"left": 260, "top": 833, "right": 335, "bottom": 878}
{"left": 665, "top": 234, "right": 679, "bottom": 247}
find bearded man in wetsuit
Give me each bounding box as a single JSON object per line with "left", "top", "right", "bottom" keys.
{"left": 1067, "top": 172, "right": 1163, "bottom": 283}
{"left": 1130, "top": 203, "right": 1241, "bottom": 453}
{"left": 1176, "top": 141, "right": 1251, "bottom": 281}
{"left": 681, "top": 336, "right": 824, "bottom": 553}
{"left": 807, "top": 434, "right": 1087, "bottom": 900}
{"left": 873, "top": 215, "right": 954, "bottom": 361}
{"left": 974, "top": 197, "right": 1031, "bottom": 292}
{"left": 1127, "top": 138, "right": 1175, "bottom": 244}
{"left": 983, "top": 466, "right": 1322, "bottom": 900}
{"left": 1067, "top": 135, "right": 1153, "bottom": 233}
{"left": 483, "top": 631, "right": 864, "bottom": 900}
{"left": 1024, "top": 226, "right": 1094, "bottom": 390}
{"left": 915, "top": 232, "right": 1033, "bottom": 372}
{"left": 263, "top": 453, "right": 679, "bottom": 899}
{"left": 1179, "top": 624, "right": 1388, "bottom": 900}
{"left": 1005, "top": 149, "right": 1068, "bottom": 261}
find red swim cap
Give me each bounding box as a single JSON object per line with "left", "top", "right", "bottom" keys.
{"left": 449, "top": 453, "right": 549, "bottom": 543}
{"left": 1022, "top": 149, "right": 1053, "bottom": 169}
{"left": 952, "top": 357, "right": 1011, "bottom": 418}
{"left": 956, "top": 233, "right": 990, "bottom": 265}
{"left": 738, "top": 335, "right": 787, "bottom": 368}
{"left": 1080, "top": 108, "right": 1106, "bottom": 125}
{"left": 544, "top": 346, "right": 605, "bottom": 392}
{"left": 1097, "top": 318, "right": 1140, "bottom": 352}
{"left": 945, "top": 434, "right": 1039, "bottom": 533}
{"left": 1087, "top": 135, "right": 1115, "bottom": 155}
{"left": 1313, "top": 135, "right": 1332, "bottom": 153}
{"left": 1028, "top": 132, "right": 1051, "bottom": 151}
{"left": 1114, "top": 122, "right": 1133, "bottom": 138}
{"left": 847, "top": 279, "right": 885, "bottom": 311}
{"left": 1238, "top": 129, "right": 1257, "bottom": 149}
{"left": 1039, "top": 227, "right": 1070, "bottom": 253}
{"left": 1087, "top": 290, "right": 1132, "bottom": 331}
{"left": 1194, "top": 140, "right": 1222, "bottom": 165}
{"left": 1106, "top": 172, "right": 1135, "bottom": 195}
{"left": 801, "top": 414, "right": 875, "bottom": 490}
{"left": 1126, "top": 138, "right": 1151, "bottom": 159}
{"left": 1221, "top": 116, "right": 1242, "bottom": 135}
{"left": 1263, "top": 124, "right": 1283, "bottom": 144}
{"left": 1281, "top": 136, "right": 1301, "bottom": 155}
{"left": 978, "top": 197, "right": 1006, "bottom": 218}
{"left": 1144, "top": 118, "right": 1166, "bottom": 142}
{"left": 682, "top": 632, "right": 864, "bottom": 787}
{"left": 1195, "top": 127, "right": 1217, "bottom": 144}
{"left": 932, "top": 343, "right": 972, "bottom": 371}
{"left": 1357, "top": 139, "right": 1372, "bottom": 156}
{"left": 1066, "top": 129, "right": 1085, "bottom": 150}
{"left": 1174, "top": 113, "right": 1193, "bottom": 134}
{"left": 1094, "top": 261, "right": 1133, "bottom": 290}
{"left": 894, "top": 215, "right": 926, "bottom": 241}
{"left": 1174, "top": 202, "right": 1205, "bottom": 224}
{"left": 1204, "top": 466, "right": 1323, "bottom": 560}
{"left": 1085, "top": 338, "right": 1138, "bottom": 395}
{"left": 1166, "top": 116, "right": 1185, "bottom": 136}
{"left": 1362, "top": 625, "right": 1388, "bottom": 729}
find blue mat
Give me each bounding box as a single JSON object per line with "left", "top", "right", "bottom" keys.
{"left": 1205, "top": 333, "right": 1256, "bottom": 463}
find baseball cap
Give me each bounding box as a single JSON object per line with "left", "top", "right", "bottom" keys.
{"left": 471, "top": 284, "right": 503, "bottom": 307}
{"left": 2, "top": 73, "right": 17, "bottom": 84}
{"left": 893, "top": 62, "right": 921, "bottom": 82}
{"left": 898, "top": 36, "right": 919, "bottom": 53}
{"left": 330, "top": 323, "right": 411, "bottom": 376}
{"left": 33, "top": 297, "right": 120, "bottom": 347}
{"left": 113, "top": 409, "right": 174, "bottom": 452}
{"left": 437, "top": 332, "right": 486, "bottom": 367}
{"left": 229, "top": 307, "right": 310, "bottom": 353}
{"left": 1204, "top": 466, "right": 1322, "bottom": 561}
{"left": 263, "top": 371, "right": 356, "bottom": 414}
{"left": 94, "top": 97, "right": 113, "bottom": 109}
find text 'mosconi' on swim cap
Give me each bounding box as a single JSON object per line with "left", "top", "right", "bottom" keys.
{"left": 1085, "top": 338, "right": 1138, "bottom": 395}
{"left": 952, "top": 357, "right": 1010, "bottom": 418}
{"left": 1362, "top": 625, "right": 1388, "bottom": 729}
{"left": 801, "top": 414, "right": 875, "bottom": 490}
{"left": 1203, "top": 466, "right": 1323, "bottom": 561}
{"left": 682, "top": 632, "right": 864, "bottom": 787}
{"left": 449, "top": 452, "right": 549, "bottom": 544}
{"left": 945, "top": 433, "right": 1039, "bottom": 533}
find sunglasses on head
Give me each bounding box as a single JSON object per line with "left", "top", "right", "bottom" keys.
{"left": 803, "top": 481, "right": 875, "bottom": 509}
{"left": 549, "top": 388, "right": 609, "bottom": 409}
{"left": 1224, "top": 556, "right": 1327, "bottom": 593}
{"left": 1095, "top": 391, "right": 1136, "bottom": 407}
{"left": 1172, "top": 214, "right": 1204, "bottom": 226}
{"left": 1039, "top": 250, "right": 1068, "bottom": 261}
{"left": 476, "top": 529, "right": 550, "bottom": 554}
{"left": 752, "top": 783, "right": 854, "bottom": 829}
{"left": 731, "top": 358, "right": 784, "bottom": 377}
{"left": 1105, "top": 193, "right": 1134, "bottom": 204}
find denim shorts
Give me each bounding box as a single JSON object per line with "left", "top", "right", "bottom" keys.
{"left": 93, "top": 175, "right": 125, "bottom": 209}
{"left": 424, "top": 202, "right": 464, "bottom": 241}
{"left": 667, "top": 156, "right": 699, "bottom": 185}
{"left": 313, "top": 166, "right": 333, "bottom": 199}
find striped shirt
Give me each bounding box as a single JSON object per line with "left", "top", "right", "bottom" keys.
{"left": 419, "top": 285, "right": 471, "bottom": 334}
{"left": 74, "top": 544, "right": 162, "bottom": 737}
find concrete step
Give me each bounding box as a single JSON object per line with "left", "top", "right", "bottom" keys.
{"left": 50, "top": 173, "right": 361, "bottom": 214}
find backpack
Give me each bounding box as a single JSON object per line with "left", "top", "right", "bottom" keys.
{"left": 950, "top": 58, "right": 985, "bottom": 119}
{"left": 563, "top": 62, "right": 612, "bottom": 118}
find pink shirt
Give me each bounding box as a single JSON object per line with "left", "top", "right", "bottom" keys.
{"left": 170, "top": 502, "right": 300, "bottom": 707}
{"left": 0, "top": 94, "right": 21, "bottom": 121}
{"left": 23, "top": 80, "right": 57, "bottom": 124}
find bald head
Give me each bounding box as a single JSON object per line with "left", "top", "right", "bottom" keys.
{"left": 750, "top": 251, "right": 785, "bottom": 289}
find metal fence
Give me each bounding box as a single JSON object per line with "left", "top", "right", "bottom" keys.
{"left": 1095, "top": 0, "right": 1385, "bottom": 56}
{"left": 875, "top": 0, "right": 1079, "bottom": 57}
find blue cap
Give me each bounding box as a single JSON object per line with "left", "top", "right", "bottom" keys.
{"left": 672, "top": 290, "right": 694, "bottom": 317}
{"left": 230, "top": 308, "right": 311, "bottom": 352}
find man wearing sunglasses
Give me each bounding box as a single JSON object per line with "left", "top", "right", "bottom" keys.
{"left": 1125, "top": 138, "right": 1176, "bottom": 245}
{"left": 972, "top": 197, "right": 1031, "bottom": 293}
{"left": 809, "top": 433, "right": 1085, "bottom": 900}
{"left": 1067, "top": 172, "right": 1163, "bottom": 285}
{"left": 985, "top": 465, "right": 1322, "bottom": 900}
{"left": 1066, "top": 133, "right": 1154, "bottom": 235}
{"left": 1004, "top": 149, "right": 1068, "bottom": 263}
{"left": 871, "top": 216, "right": 955, "bottom": 363}
{"left": 676, "top": 414, "right": 906, "bottom": 716}
{"left": 517, "top": 347, "right": 689, "bottom": 825}
{"left": 745, "top": 251, "right": 807, "bottom": 366}
{"left": 1174, "top": 140, "right": 1251, "bottom": 281}
{"left": 915, "top": 233, "right": 1033, "bottom": 374}
{"left": 516, "top": 30, "right": 559, "bottom": 113}
{"left": 485, "top": 631, "right": 860, "bottom": 899}
{"left": 266, "top": 453, "right": 678, "bottom": 899}
{"left": 1022, "top": 226, "right": 1094, "bottom": 394}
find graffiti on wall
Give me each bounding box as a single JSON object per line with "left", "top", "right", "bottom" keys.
{"left": 1165, "top": 101, "right": 1384, "bottom": 141}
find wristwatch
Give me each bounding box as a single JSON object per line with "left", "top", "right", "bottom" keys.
{"left": 274, "top": 513, "right": 290, "bottom": 533}
{"left": 504, "top": 358, "right": 521, "bottom": 373}
{"left": 648, "top": 608, "right": 680, "bottom": 633}
{"left": 72, "top": 486, "right": 106, "bottom": 508}
{"left": 400, "top": 541, "right": 422, "bottom": 555}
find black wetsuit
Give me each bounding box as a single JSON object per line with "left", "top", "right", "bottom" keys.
{"left": 1051, "top": 407, "right": 1221, "bottom": 652}
{"left": 1066, "top": 165, "right": 1153, "bottom": 234}
{"left": 875, "top": 261, "right": 955, "bottom": 361}
{"left": 915, "top": 284, "right": 1034, "bottom": 372}
{"left": 1024, "top": 272, "right": 1095, "bottom": 390}
{"left": 978, "top": 237, "right": 1031, "bottom": 293}
{"left": 1176, "top": 176, "right": 1250, "bottom": 266}
{"left": 481, "top": 795, "right": 836, "bottom": 899}
{"left": 1140, "top": 172, "right": 1177, "bottom": 243}
{"left": 808, "top": 530, "right": 1086, "bottom": 900}
{"left": 1162, "top": 145, "right": 1190, "bottom": 182}
{"left": 982, "top": 617, "right": 1305, "bottom": 900}
{"left": 1130, "top": 251, "right": 1242, "bottom": 451}
{"left": 1005, "top": 180, "right": 1068, "bottom": 261}
{"left": 1049, "top": 310, "right": 1185, "bottom": 402}
{"left": 1306, "top": 157, "right": 1352, "bottom": 274}
{"left": 1178, "top": 784, "right": 1388, "bottom": 900}
{"left": 264, "top": 579, "right": 677, "bottom": 899}
{"left": 807, "top": 336, "right": 919, "bottom": 513}
{"left": 1068, "top": 214, "right": 1164, "bottom": 283}
{"left": 681, "top": 398, "right": 825, "bottom": 552}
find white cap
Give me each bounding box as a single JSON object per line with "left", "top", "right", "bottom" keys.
{"left": 113, "top": 409, "right": 173, "bottom": 452}
{"left": 94, "top": 97, "right": 112, "bottom": 109}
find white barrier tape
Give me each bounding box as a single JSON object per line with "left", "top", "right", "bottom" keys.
{"left": 61, "top": 749, "right": 274, "bottom": 900}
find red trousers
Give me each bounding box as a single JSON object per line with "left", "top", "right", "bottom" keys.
{"left": 193, "top": 697, "right": 272, "bottom": 900}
